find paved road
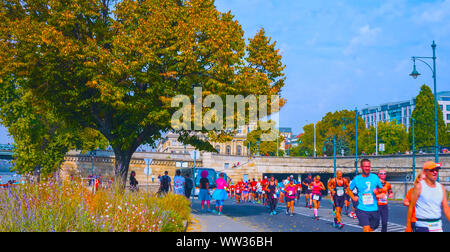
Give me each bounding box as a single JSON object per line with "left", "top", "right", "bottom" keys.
{"left": 189, "top": 196, "right": 450, "bottom": 232}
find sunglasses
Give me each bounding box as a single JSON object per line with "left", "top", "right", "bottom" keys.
{"left": 379, "top": 173, "right": 386, "bottom": 175}
{"left": 426, "top": 168, "right": 440, "bottom": 173}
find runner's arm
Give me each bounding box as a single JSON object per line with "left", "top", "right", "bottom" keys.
{"left": 327, "top": 180, "right": 335, "bottom": 195}
{"left": 406, "top": 183, "right": 421, "bottom": 232}
{"left": 441, "top": 185, "right": 450, "bottom": 221}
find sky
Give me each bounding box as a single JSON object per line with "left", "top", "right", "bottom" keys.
{"left": 1, "top": 0, "right": 450, "bottom": 143}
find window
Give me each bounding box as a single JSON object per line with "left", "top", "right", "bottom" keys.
{"left": 226, "top": 145, "right": 231, "bottom": 155}
{"left": 215, "top": 145, "right": 220, "bottom": 153}
{"left": 224, "top": 163, "right": 229, "bottom": 169}
{"left": 447, "top": 114, "right": 450, "bottom": 120}
{"left": 447, "top": 105, "right": 450, "bottom": 111}
{"left": 440, "top": 105, "right": 443, "bottom": 111}
{"left": 237, "top": 146, "right": 242, "bottom": 156}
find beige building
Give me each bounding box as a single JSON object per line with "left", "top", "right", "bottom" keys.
{"left": 156, "top": 125, "right": 254, "bottom": 156}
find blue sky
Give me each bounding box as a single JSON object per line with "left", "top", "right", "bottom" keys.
{"left": 1, "top": 0, "right": 450, "bottom": 143}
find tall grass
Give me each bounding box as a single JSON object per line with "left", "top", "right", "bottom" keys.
{"left": 0, "top": 176, "right": 191, "bottom": 232}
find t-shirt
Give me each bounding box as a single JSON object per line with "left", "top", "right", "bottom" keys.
{"left": 376, "top": 181, "right": 392, "bottom": 205}
{"left": 285, "top": 184, "right": 296, "bottom": 199}
{"left": 216, "top": 178, "right": 227, "bottom": 190}
{"left": 200, "top": 177, "right": 209, "bottom": 190}
{"left": 303, "top": 178, "right": 313, "bottom": 191}
{"left": 349, "top": 173, "right": 383, "bottom": 212}
{"left": 173, "top": 176, "right": 185, "bottom": 195}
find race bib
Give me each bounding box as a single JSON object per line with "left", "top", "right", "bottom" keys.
{"left": 313, "top": 195, "right": 320, "bottom": 201}
{"left": 362, "top": 193, "right": 374, "bottom": 205}
{"left": 379, "top": 194, "right": 388, "bottom": 204}
{"left": 236, "top": 189, "right": 240, "bottom": 193}
{"left": 273, "top": 194, "right": 277, "bottom": 199}
{"left": 288, "top": 191, "right": 293, "bottom": 196}
{"left": 337, "top": 188, "right": 344, "bottom": 197}
{"left": 428, "top": 220, "right": 443, "bottom": 232}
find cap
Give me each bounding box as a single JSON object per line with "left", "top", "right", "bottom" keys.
{"left": 290, "top": 175, "right": 293, "bottom": 177}
{"left": 423, "top": 161, "right": 441, "bottom": 170}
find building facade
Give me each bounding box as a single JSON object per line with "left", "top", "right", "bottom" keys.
{"left": 359, "top": 91, "right": 450, "bottom": 129}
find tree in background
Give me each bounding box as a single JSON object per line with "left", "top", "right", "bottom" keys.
{"left": 244, "top": 121, "right": 284, "bottom": 156}
{"left": 359, "top": 121, "right": 409, "bottom": 155}
{"left": 409, "top": 85, "right": 448, "bottom": 150}
{"left": 0, "top": 76, "right": 108, "bottom": 178}
{"left": 0, "top": 0, "right": 285, "bottom": 185}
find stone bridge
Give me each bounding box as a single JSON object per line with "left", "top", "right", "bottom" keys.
{"left": 60, "top": 150, "right": 450, "bottom": 185}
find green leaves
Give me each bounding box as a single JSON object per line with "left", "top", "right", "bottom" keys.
{"left": 409, "top": 84, "right": 448, "bottom": 149}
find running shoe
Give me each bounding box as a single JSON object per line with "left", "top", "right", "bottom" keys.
{"left": 290, "top": 213, "right": 294, "bottom": 217}
{"left": 218, "top": 212, "right": 221, "bottom": 216}
{"left": 270, "top": 212, "right": 274, "bottom": 216}
{"left": 273, "top": 210, "right": 277, "bottom": 215}
{"left": 206, "top": 209, "right": 212, "bottom": 213}
{"left": 286, "top": 211, "right": 289, "bottom": 215}
{"left": 337, "top": 223, "right": 344, "bottom": 229}
{"left": 212, "top": 209, "right": 217, "bottom": 213}
{"left": 332, "top": 222, "right": 338, "bottom": 228}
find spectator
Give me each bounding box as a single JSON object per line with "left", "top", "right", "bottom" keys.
{"left": 173, "top": 170, "right": 185, "bottom": 196}
{"left": 160, "top": 171, "right": 172, "bottom": 194}
{"left": 184, "top": 173, "right": 194, "bottom": 199}
{"left": 129, "top": 171, "right": 139, "bottom": 192}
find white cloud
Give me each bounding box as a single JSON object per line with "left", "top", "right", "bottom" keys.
{"left": 344, "top": 25, "right": 382, "bottom": 55}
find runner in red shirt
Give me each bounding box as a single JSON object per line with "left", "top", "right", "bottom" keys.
{"left": 229, "top": 184, "right": 235, "bottom": 198}
{"left": 251, "top": 178, "right": 258, "bottom": 203}
{"left": 261, "top": 176, "right": 268, "bottom": 206}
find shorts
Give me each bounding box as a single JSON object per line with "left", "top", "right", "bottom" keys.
{"left": 243, "top": 191, "right": 248, "bottom": 195}
{"left": 355, "top": 209, "right": 380, "bottom": 230}
{"left": 312, "top": 194, "right": 321, "bottom": 202}
{"left": 305, "top": 189, "right": 312, "bottom": 195}
{"left": 333, "top": 196, "right": 345, "bottom": 208}
{"left": 285, "top": 197, "right": 295, "bottom": 203}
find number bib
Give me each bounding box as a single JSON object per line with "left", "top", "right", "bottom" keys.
{"left": 336, "top": 187, "right": 344, "bottom": 197}
{"left": 362, "top": 193, "right": 374, "bottom": 205}
{"left": 313, "top": 195, "right": 320, "bottom": 201}
{"left": 288, "top": 191, "right": 293, "bottom": 196}
{"left": 427, "top": 220, "right": 443, "bottom": 232}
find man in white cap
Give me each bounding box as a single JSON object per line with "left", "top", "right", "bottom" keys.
{"left": 406, "top": 161, "right": 450, "bottom": 232}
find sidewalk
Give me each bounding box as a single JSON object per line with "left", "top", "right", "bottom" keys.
{"left": 187, "top": 205, "right": 263, "bottom": 232}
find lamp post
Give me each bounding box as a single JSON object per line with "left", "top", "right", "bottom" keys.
{"left": 410, "top": 41, "right": 439, "bottom": 170}
{"left": 342, "top": 108, "right": 359, "bottom": 175}
{"left": 90, "top": 149, "right": 97, "bottom": 193}
{"left": 323, "top": 136, "right": 337, "bottom": 177}
{"left": 412, "top": 117, "right": 416, "bottom": 181}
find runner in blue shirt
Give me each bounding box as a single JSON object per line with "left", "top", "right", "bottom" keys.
{"left": 347, "top": 159, "right": 388, "bottom": 232}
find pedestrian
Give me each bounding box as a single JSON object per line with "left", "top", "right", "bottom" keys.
{"left": 267, "top": 176, "right": 279, "bottom": 216}
{"left": 303, "top": 174, "right": 313, "bottom": 208}
{"left": 173, "top": 170, "right": 185, "bottom": 196}
{"left": 129, "top": 171, "right": 139, "bottom": 192}
{"left": 403, "top": 172, "right": 425, "bottom": 231}
{"left": 328, "top": 171, "right": 349, "bottom": 229}
{"left": 347, "top": 159, "right": 388, "bottom": 232}
{"left": 311, "top": 175, "right": 326, "bottom": 220}
{"left": 160, "top": 171, "right": 171, "bottom": 194}
{"left": 212, "top": 172, "right": 228, "bottom": 215}
{"left": 285, "top": 179, "right": 296, "bottom": 216}
{"left": 199, "top": 170, "right": 212, "bottom": 212}
{"left": 406, "top": 161, "right": 450, "bottom": 232}
{"left": 375, "top": 169, "right": 394, "bottom": 232}
{"left": 184, "top": 173, "right": 193, "bottom": 199}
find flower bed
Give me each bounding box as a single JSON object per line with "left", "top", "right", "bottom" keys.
{"left": 0, "top": 177, "right": 190, "bottom": 232}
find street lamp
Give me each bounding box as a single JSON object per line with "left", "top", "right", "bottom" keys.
{"left": 410, "top": 41, "right": 439, "bottom": 172}
{"left": 342, "top": 108, "right": 359, "bottom": 175}
{"left": 323, "top": 135, "right": 337, "bottom": 177}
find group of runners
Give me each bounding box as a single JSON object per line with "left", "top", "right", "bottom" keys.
{"left": 222, "top": 158, "right": 449, "bottom": 232}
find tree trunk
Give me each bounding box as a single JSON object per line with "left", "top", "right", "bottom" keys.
{"left": 113, "top": 149, "right": 133, "bottom": 188}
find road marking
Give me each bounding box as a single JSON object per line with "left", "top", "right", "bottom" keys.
{"left": 277, "top": 205, "right": 406, "bottom": 232}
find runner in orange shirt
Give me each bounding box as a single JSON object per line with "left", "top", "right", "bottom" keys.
{"left": 375, "top": 169, "right": 394, "bottom": 232}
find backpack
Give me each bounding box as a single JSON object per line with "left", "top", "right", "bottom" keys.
{"left": 161, "top": 176, "right": 170, "bottom": 191}
{"left": 185, "top": 178, "right": 193, "bottom": 191}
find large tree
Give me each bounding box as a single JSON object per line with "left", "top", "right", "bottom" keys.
{"left": 409, "top": 85, "right": 447, "bottom": 150}
{"left": 0, "top": 0, "right": 285, "bottom": 185}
